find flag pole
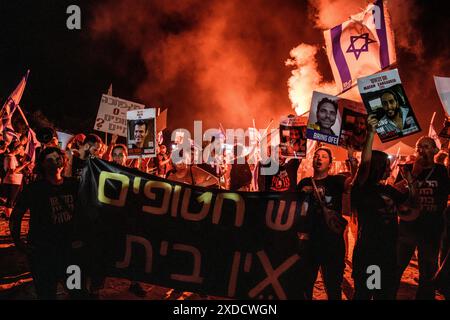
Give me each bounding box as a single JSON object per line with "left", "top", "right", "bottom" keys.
{"left": 16, "top": 105, "right": 29, "bottom": 127}
{"left": 429, "top": 112, "right": 437, "bottom": 136}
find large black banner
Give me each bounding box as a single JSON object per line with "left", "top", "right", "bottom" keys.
{"left": 79, "top": 158, "right": 311, "bottom": 299}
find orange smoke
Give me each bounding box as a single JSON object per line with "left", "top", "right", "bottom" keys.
{"left": 90, "top": 0, "right": 314, "bottom": 131}
{"left": 285, "top": 44, "right": 335, "bottom": 115}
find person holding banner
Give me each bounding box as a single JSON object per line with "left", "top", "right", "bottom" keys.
{"left": 9, "top": 147, "right": 82, "bottom": 299}
{"left": 297, "top": 147, "right": 351, "bottom": 300}
{"left": 351, "top": 114, "right": 418, "bottom": 300}
{"left": 97, "top": 141, "right": 147, "bottom": 298}
{"left": 65, "top": 134, "right": 103, "bottom": 181}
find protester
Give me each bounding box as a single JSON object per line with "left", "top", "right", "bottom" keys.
{"left": 2, "top": 143, "right": 32, "bottom": 219}
{"left": 257, "top": 145, "right": 300, "bottom": 192}
{"left": 297, "top": 147, "right": 351, "bottom": 300}
{"left": 154, "top": 144, "right": 174, "bottom": 178}
{"left": 351, "top": 114, "right": 418, "bottom": 300}
{"left": 395, "top": 136, "right": 450, "bottom": 299}
{"left": 9, "top": 147, "right": 81, "bottom": 299}
{"left": 229, "top": 144, "right": 252, "bottom": 191}
{"left": 64, "top": 134, "right": 102, "bottom": 180}
{"left": 89, "top": 142, "right": 148, "bottom": 298}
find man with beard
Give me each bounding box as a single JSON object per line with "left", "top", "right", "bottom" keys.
{"left": 316, "top": 98, "right": 338, "bottom": 136}
{"left": 378, "top": 90, "right": 416, "bottom": 133}
{"left": 395, "top": 136, "right": 450, "bottom": 299}
{"left": 297, "top": 147, "right": 352, "bottom": 300}
{"left": 10, "top": 147, "right": 82, "bottom": 299}
{"left": 64, "top": 134, "right": 102, "bottom": 181}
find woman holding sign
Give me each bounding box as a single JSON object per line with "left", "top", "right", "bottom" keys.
{"left": 351, "top": 114, "right": 418, "bottom": 300}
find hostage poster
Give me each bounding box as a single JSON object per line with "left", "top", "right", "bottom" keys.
{"left": 357, "top": 69, "right": 421, "bottom": 142}
{"left": 279, "top": 116, "right": 307, "bottom": 158}
{"left": 306, "top": 91, "right": 342, "bottom": 146}
{"left": 338, "top": 100, "right": 368, "bottom": 151}
{"left": 127, "top": 108, "right": 157, "bottom": 159}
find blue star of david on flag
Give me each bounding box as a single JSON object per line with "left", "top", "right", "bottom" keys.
{"left": 346, "top": 33, "right": 376, "bottom": 60}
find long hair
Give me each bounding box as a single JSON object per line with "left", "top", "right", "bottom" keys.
{"left": 366, "top": 150, "right": 389, "bottom": 185}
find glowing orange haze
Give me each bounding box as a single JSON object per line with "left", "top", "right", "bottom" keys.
{"left": 91, "top": 0, "right": 447, "bottom": 149}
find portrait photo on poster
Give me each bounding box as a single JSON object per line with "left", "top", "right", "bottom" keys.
{"left": 338, "top": 107, "right": 368, "bottom": 151}
{"left": 306, "top": 91, "right": 342, "bottom": 146}
{"left": 279, "top": 115, "right": 307, "bottom": 158}
{"left": 358, "top": 69, "right": 421, "bottom": 143}
{"left": 126, "top": 109, "right": 157, "bottom": 159}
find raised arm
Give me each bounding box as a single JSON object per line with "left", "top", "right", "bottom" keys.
{"left": 102, "top": 134, "right": 118, "bottom": 161}
{"left": 353, "top": 114, "right": 378, "bottom": 187}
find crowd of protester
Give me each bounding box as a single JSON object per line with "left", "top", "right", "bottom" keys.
{"left": 1, "top": 115, "right": 449, "bottom": 300}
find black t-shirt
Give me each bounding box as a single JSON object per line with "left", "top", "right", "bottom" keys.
{"left": 352, "top": 184, "right": 407, "bottom": 249}
{"left": 414, "top": 164, "right": 450, "bottom": 216}
{"left": 15, "top": 178, "right": 79, "bottom": 247}
{"left": 71, "top": 156, "right": 87, "bottom": 181}
{"left": 259, "top": 159, "right": 300, "bottom": 192}
{"left": 297, "top": 175, "right": 346, "bottom": 240}
{"left": 230, "top": 162, "right": 252, "bottom": 190}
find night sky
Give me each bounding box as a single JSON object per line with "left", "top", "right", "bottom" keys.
{"left": 0, "top": 0, "right": 449, "bottom": 149}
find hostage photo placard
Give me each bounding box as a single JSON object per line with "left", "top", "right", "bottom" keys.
{"left": 338, "top": 100, "right": 368, "bottom": 151}
{"left": 279, "top": 116, "right": 307, "bottom": 158}
{"left": 127, "top": 108, "right": 157, "bottom": 159}
{"left": 357, "top": 69, "right": 421, "bottom": 142}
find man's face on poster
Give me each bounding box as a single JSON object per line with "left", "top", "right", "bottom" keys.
{"left": 290, "top": 129, "right": 300, "bottom": 141}
{"left": 134, "top": 123, "right": 147, "bottom": 145}
{"left": 354, "top": 116, "right": 367, "bottom": 135}
{"left": 317, "top": 102, "right": 337, "bottom": 129}
{"left": 381, "top": 92, "right": 399, "bottom": 119}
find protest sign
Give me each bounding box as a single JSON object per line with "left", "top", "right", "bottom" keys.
{"left": 306, "top": 91, "right": 342, "bottom": 146}
{"left": 338, "top": 100, "right": 367, "bottom": 151}
{"left": 127, "top": 108, "right": 157, "bottom": 159}
{"left": 56, "top": 131, "right": 74, "bottom": 150}
{"left": 279, "top": 116, "right": 307, "bottom": 158}
{"left": 357, "top": 69, "right": 421, "bottom": 142}
{"left": 94, "top": 94, "right": 145, "bottom": 137}
{"left": 434, "top": 76, "right": 450, "bottom": 116}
